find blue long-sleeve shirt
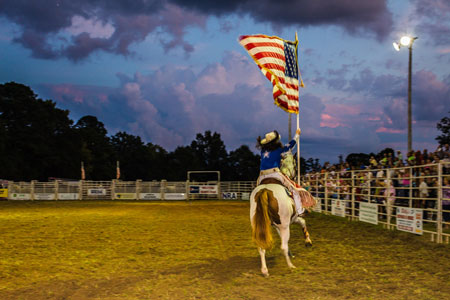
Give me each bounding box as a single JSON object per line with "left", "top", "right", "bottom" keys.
{"left": 260, "top": 138, "right": 296, "bottom": 170}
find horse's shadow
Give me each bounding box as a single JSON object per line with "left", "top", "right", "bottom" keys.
{"left": 160, "top": 255, "right": 278, "bottom": 282}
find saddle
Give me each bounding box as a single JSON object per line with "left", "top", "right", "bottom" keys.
{"left": 259, "top": 178, "right": 293, "bottom": 198}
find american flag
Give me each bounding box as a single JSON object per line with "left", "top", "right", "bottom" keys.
{"left": 239, "top": 34, "right": 303, "bottom": 114}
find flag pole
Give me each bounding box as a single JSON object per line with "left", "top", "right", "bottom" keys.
{"left": 295, "top": 32, "right": 301, "bottom": 185}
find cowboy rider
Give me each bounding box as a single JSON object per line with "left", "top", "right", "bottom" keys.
{"left": 256, "top": 128, "right": 315, "bottom": 216}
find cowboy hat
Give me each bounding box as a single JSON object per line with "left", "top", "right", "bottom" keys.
{"left": 261, "top": 131, "right": 280, "bottom": 145}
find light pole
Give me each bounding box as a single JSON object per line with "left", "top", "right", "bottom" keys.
{"left": 393, "top": 36, "right": 418, "bottom": 153}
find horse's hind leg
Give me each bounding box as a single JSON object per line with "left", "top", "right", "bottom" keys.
{"left": 258, "top": 247, "right": 269, "bottom": 277}
{"left": 274, "top": 226, "right": 294, "bottom": 257}
{"left": 278, "top": 225, "right": 296, "bottom": 269}
{"left": 295, "top": 217, "right": 312, "bottom": 247}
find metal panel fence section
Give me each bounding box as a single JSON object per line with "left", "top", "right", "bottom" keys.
{"left": 8, "top": 181, "right": 32, "bottom": 200}
{"left": 302, "top": 161, "right": 450, "bottom": 244}
{"left": 82, "top": 181, "right": 113, "bottom": 200}
{"left": 4, "top": 180, "right": 256, "bottom": 201}
{"left": 3, "top": 161, "right": 448, "bottom": 243}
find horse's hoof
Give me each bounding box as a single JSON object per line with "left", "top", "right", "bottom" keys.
{"left": 305, "top": 241, "right": 313, "bottom": 248}
{"left": 262, "top": 272, "right": 270, "bottom": 278}
{"left": 289, "top": 265, "right": 297, "bottom": 270}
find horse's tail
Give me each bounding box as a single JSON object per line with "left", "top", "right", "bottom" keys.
{"left": 252, "top": 189, "right": 274, "bottom": 250}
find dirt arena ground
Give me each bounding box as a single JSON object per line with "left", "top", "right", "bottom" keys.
{"left": 0, "top": 200, "right": 449, "bottom": 300}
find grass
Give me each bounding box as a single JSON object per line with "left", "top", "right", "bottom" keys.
{"left": 0, "top": 200, "right": 449, "bottom": 300}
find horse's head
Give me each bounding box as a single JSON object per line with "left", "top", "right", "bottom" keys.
{"left": 281, "top": 150, "right": 296, "bottom": 180}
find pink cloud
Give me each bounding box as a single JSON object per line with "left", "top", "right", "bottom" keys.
{"left": 375, "top": 127, "right": 404, "bottom": 134}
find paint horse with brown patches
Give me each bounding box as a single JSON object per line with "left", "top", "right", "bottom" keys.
{"left": 250, "top": 182, "right": 312, "bottom": 277}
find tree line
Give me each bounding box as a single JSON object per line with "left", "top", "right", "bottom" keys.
{"left": 1, "top": 82, "right": 448, "bottom": 181}
{"left": 0, "top": 82, "right": 268, "bottom": 181}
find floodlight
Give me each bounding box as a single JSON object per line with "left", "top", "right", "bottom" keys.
{"left": 400, "top": 36, "right": 412, "bottom": 47}
{"left": 393, "top": 42, "right": 400, "bottom": 51}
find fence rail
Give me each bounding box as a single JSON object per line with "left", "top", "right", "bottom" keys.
{"left": 2, "top": 180, "right": 256, "bottom": 201}
{"left": 304, "top": 161, "right": 450, "bottom": 244}
{"left": 1, "top": 162, "right": 449, "bottom": 243}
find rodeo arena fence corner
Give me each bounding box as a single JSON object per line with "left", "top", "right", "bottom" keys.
{"left": 1, "top": 161, "right": 449, "bottom": 244}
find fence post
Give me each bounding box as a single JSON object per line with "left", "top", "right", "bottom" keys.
{"left": 409, "top": 167, "right": 413, "bottom": 208}
{"left": 161, "top": 180, "right": 166, "bottom": 200}
{"left": 136, "top": 180, "right": 141, "bottom": 200}
{"left": 55, "top": 180, "right": 59, "bottom": 200}
{"left": 437, "top": 162, "right": 443, "bottom": 244}
{"left": 185, "top": 180, "right": 190, "bottom": 202}
{"left": 386, "top": 170, "right": 392, "bottom": 228}
{"left": 79, "top": 180, "right": 83, "bottom": 200}
{"left": 110, "top": 179, "right": 115, "bottom": 200}
{"left": 31, "top": 180, "right": 36, "bottom": 201}
{"left": 351, "top": 170, "right": 355, "bottom": 220}
{"left": 325, "top": 172, "right": 329, "bottom": 213}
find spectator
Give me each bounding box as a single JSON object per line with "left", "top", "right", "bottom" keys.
{"left": 443, "top": 177, "right": 450, "bottom": 229}
{"left": 407, "top": 151, "right": 416, "bottom": 166}
{"left": 383, "top": 179, "right": 396, "bottom": 222}
{"left": 370, "top": 156, "right": 378, "bottom": 168}
{"left": 397, "top": 150, "right": 403, "bottom": 163}
{"left": 419, "top": 177, "right": 429, "bottom": 212}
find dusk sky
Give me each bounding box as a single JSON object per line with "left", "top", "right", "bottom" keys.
{"left": 1, "top": 0, "right": 449, "bottom": 164}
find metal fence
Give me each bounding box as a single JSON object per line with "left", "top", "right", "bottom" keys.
{"left": 1, "top": 161, "right": 449, "bottom": 243}
{"left": 303, "top": 161, "right": 450, "bottom": 244}
{"left": 3, "top": 179, "right": 256, "bottom": 201}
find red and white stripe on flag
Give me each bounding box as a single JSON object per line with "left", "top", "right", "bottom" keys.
{"left": 239, "top": 34, "right": 302, "bottom": 114}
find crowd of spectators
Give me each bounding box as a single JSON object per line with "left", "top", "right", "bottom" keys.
{"left": 304, "top": 144, "right": 450, "bottom": 228}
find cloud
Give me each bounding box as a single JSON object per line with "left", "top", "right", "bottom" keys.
{"left": 36, "top": 47, "right": 446, "bottom": 164}
{"left": 0, "top": 0, "right": 393, "bottom": 61}
{"left": 0, "top": 0, "right": 206, "bottom": 61}
{"left": 172, "top": 0, "right": 393, "bottom": 41}
{"left": 413, "top": 0, "right": 450, "bottom": 46}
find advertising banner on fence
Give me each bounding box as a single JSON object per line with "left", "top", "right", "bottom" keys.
{"left": 189, "top": 185, "right": 218, "bottom": 194}
{"left": 115, "top": 193, "right": 136, "bottom": 200}
{"left": 241, "top": 192, "right": 250, "bottom": 201}
{"left": 58, "top": 193, "right": 79, "bottom": 200}
{"left": 396, "top": 207, "right": 423, "bottom": 235}
{"left": 0, "top": 189, "right": 8, "bottom": 197}
{"left": 359, "top": 202, "right": 378, "bottom": 225}
{"left": 88, "top": 189, "right": 106, "bottom": 196}
{"left": 165, "top": 193, "right": 187, "bottom": 200}
{"left": 331, "top": 200, "right": 346, "bottom": 217}
{"left": 139, "top": 193, "right": 161, "bottom": 200}
{"left": 222, "top": 192, "right": 237, "bottom": 199}
{"left": 10, "top": 193, "right": 31, "bottom": 200}
{"left": 34, "top": 193, "right": 56, "bottom": 200}
{"left": 312, "top": 198, "right": 322, "bottom": 213}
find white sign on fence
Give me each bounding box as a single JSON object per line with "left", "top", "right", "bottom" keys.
{"left": 200, "top": 185, "right": 218, "bottom": 194}
{"left": 115, "top": 193, "right": 136, "bottom": 200}
{"left": 34, "top": 193, "right": 56, "bottom": 200}
{"left": 189, "top": 185, "right": 218, "bottom": 194}
{"left": 58, "top": 193, "right": 79, "bottom": 200}
{"left": 139, "top": 193, "right": 161, "bottom": 200}
{"left": 222, "top": 192, "right": 237, "bottom": 199}
{"left": 88, "top": 189, "right": 106, "bottom": 196}
{"left": 331, "top": 200, "right": 346, "bottom": 217}
{"left": 359, "top": 202, "right": 378, "bottom": 225}
{"left": 312, "top": 198, "right": 322, "bottom": 213}
{"left": 241, "top": 192, "right": 250, "bottom": 201}
{"left": 396, "top": 207, "right": 423, "bottom": 235}
{"left": 165, "top": 193, "right": 187, "bottom": 200}
{"left": 10, "top": 193, "right": 31, "bottom": 200}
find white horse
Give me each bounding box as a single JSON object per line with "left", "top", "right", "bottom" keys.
{"left": 250, "top": 183, "right": 312, "bottom": 277}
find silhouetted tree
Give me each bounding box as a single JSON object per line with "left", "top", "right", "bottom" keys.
{"left": 346, "top": 153, "right": 370, "bottom": 168}
{"left": 436, "top": 111, "right": 450, "bottom": 145}
{"left": 0, "top": 82, "right": 78, "bottom": 180}
{"left": 228, "top": 145, "right": 260, "bottom": 181}
{"left": 74, "top": 116, "right": 115, "bottom": 180}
